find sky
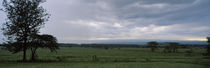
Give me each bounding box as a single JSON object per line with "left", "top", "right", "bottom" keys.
{"left": 0, "top": 0, "right": 210, "bottom": 43}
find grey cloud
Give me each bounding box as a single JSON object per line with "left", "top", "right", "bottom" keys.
{"left": 0, "top": 0, "right": 210, "bottom": 43}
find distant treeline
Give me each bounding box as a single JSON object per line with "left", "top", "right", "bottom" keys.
{"left": 58, "top": 43, "right": 207, "bottom": 48}
{"left": 0, "top": 43, "right": 206, "bottom": 48}
{"left": 0, "top": 44, "right": 3, "bottom": 46}
{"left": 59, "top": 43, "right": 140, "bottom": 48}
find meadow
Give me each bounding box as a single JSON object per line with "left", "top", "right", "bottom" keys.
{"left": 0, "top": 47, "right": 210, "bottom": 68}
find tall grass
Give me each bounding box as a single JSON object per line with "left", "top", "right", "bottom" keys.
{"left": 0, "top": 47, "right": 209, "bottom": 68}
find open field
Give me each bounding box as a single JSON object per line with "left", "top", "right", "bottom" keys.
{"left": 0, "top": 47, "right": 210, "bottom": 68}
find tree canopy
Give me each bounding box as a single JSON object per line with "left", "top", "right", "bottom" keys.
{"left": 30, "top": 34, "right": 59, "bottom": 60}
{"left": 147, "top": 41, "right": 159, "bottom": 52}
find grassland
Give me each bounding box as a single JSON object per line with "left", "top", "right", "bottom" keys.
{"left": 0, "top": 47, "right": 210, "bottom": 68}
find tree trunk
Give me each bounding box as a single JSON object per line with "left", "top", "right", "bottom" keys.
{"left": 23, "top": 34, "right": 28, "bottom": 61}
{"left": 23, "top": 39, "right": 27, "bottom": 61}
{"left": 151, "top": 47, "right": 155, "bottom": 52}
{"left": 31, "top": 51, "right": 35, "bottom": 61}
{"left": 173, "top": 48, "right": 175, "bottom": 53}
{"left": 23, "top": 48, "right": 27, "bottom": 61}
{"left": 31, "top": 47, "right": 37, "bottom": 61}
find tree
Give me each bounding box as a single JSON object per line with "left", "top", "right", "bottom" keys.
{"left": 163, "top": 42, "right": 179, "bottom": 53}
{"left": 30, "top": 34, "right": 59, "bottom": 61}
{"left": 147, "top": 41, "right": 159, "bottom": 52}
{"left": 207, "top": 37, "right": 210, "bottom": 55}
{"left": 169, "top": 42, "right": 179, "bottom": 53}
{"left": 2, "top": 0, "right": 49, "bottom": 61}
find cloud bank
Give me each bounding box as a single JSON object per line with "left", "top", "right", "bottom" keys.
{"left": 0, "top": 0, "right": 210, "bottom": 43}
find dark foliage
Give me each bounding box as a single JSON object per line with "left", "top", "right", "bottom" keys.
{"left": 163, "top": 42, "right": 179, "bottom": 53}
{"left": 147, "top": 41, "right": 159, "bottom": 52}
{"left": 29, "top": 34, "right": 59, "bottom": 61}
{"left": 207, "top": 37, "right": 210, "bottom": 56}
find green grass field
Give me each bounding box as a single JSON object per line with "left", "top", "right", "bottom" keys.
{"left": 0, "top": 47, "right": 210, "bottom": 68}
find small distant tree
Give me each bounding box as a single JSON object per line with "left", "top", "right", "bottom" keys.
{"left": 169, "top": 42, "right": 179, "bottom": 53}
{"left": 163, "top": 45, "right": 170, "bottom": 53}
{"left": 29, "top": 34, "right": 59, "bottom": 61}
{"left": 147, "top": 41, "right": 159, "bottom": 52}
{"left": 207, "top": 37, "right": 210, "bottom": 56}
{"left": 163, "top": 42, "right": 179, "bottom": 53}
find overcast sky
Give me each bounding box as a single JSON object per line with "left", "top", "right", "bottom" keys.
{"left": 0, "top": 0, "right": 210, "bottom": 43}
